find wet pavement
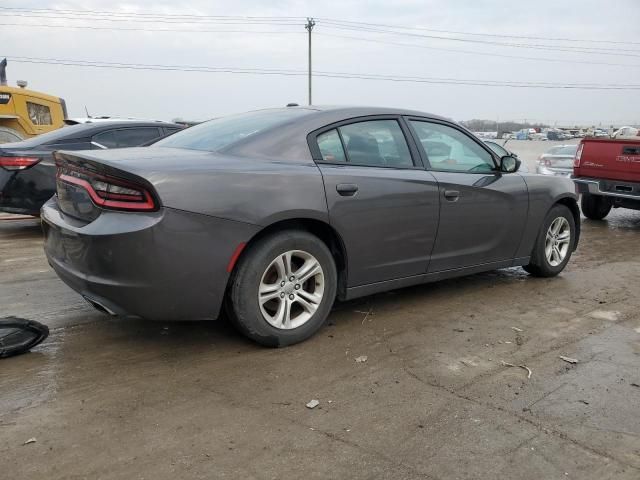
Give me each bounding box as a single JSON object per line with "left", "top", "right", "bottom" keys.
{"left": 1, "top": 141, "right": 639, "bottom": 479}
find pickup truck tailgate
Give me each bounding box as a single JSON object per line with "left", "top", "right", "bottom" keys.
{"left": 575, "top": 138, "right": 640, "bottom": 182}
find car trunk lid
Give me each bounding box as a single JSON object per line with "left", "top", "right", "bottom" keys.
{"left": 52, "top": 147, "right": 226, "bottom": 223}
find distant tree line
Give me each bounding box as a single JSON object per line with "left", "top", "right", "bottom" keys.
{"left": 460, "top": 119, "right": 549, "bottom": 136}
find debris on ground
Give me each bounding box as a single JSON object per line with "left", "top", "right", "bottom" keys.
{"left": 453, "top": 328, "right": 465, "bottom": 333}
{"left": 305, "top": 399, "right": 319, "bottom": 409}
{"left": 511, "top": 327, "right": 524, "bottom": 332}
{"left": 0, "top": 317, "right": 49, "bottom": 359}
{"left": 355, "top": 355, "right": 368, "bottom": 363}
{"left": 516, "top": 335, "right": 524, "bottom": 346}
{"left": 559, "top": 355, "right": 579, "bottom": 364}
{"left": 23, "top": 438, "right": 36, "bottom": 445}
{"left": 355, "top": 308, "right": 374, "bottom": 324}
{"left": 501, "top": 361, "right": 533, "bottom": 379}
{"left": 630, "top": 383, "right": 639, "bottom": 388}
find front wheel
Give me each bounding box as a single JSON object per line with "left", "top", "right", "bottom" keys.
{"left": 226, "top": 230, "right": 337, "bottom": 347}
{"left": 523, "top": 204, "right": 576, "bottom": 277}
{"left": 581, "top": 193, "right": 611, "bottom": 220}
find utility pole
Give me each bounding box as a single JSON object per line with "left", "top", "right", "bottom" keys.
{"left": 305, "top": 17, "right": 316, "bottom": 105}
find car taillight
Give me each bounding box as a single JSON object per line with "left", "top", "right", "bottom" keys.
{"left": 0, "top": 156, "right": 40, "bottom": 171}
{"left": 56, "top": 163, "right": 157, "bottom": 212}
{"left": 574, "top": 143, "right": 584, "bottom": 168}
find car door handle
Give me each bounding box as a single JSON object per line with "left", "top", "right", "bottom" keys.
{"left": 336, "top": 184, "right": 359, "bottom": 196}
{"left": 444, "top": 190, "right": 460, "bottom": 201}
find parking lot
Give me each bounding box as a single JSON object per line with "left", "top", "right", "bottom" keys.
{"left": 1, "top": 140, "right": 639, "bottom": 479}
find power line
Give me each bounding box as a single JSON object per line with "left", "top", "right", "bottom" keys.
{"left": 4, "top": 19, "right": 638, "bottom": 69}
{"left": 0, "top": 6, "right": 303, "bottom": 21}
{"left": 4, "top": 55, "right": 640, "bottom": 90}
{"left": 0, "top": 22, "right": 303, "bottom": 34}
{"left": 319, "top": 22, "right": 640, "bottom": 57}
{"left": 319, "top": 32, "right": 640, "bottom": 69}
{"left": 2, "top": 6, "right": 635, "bottom": 47}
{"left": 8, "top": 9, "right": 636, "bottom": 56}
{"left": 4, "top": 7, "right": 638, "bottom": 57}
{"left": 0, "top": 12, "right": 302, "bottom": 26}
{"left": 316, "top": 17, "right": 640, "bottom": 46}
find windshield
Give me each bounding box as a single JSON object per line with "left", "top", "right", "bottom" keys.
{"left": 154, "top": 108, "right": 314, "bottom": 152}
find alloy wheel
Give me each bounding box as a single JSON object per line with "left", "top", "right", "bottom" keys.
{"left": 258, "top": 250, "right": 325, "bottom": 329}
{"left": 545, "top": 217, "right": 571, "bottom": 267}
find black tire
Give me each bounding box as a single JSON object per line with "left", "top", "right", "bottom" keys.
{"left": 0, "top": 317, "right": 49, "bottom": 358}
{"left": 523, "top": 204, "right": 576, "bottom": 278}
{"left": 226, "top": 230, "right": 337, "bottom": 347}
{"left": 581, "top": 193, "right": 611, "bottom": 220}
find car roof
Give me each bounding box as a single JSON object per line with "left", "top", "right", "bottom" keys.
{"left": 64, "top": 117, "right": 176, "bottom": 125}
{"left": 211, "top": 106, "right": 458, "bottom": 162}
{"left": 0, "top": 121, "right": 181, "bottom": 149}
{"left": 285, "top": 105, "right": 449, "bottom": 120}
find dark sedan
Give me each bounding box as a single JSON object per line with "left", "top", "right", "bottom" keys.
{"left": 42, "top": 107, "right": 580, "bottom": 346}
{"left": 0, "top": 121, "right": 181, "bottom": 215}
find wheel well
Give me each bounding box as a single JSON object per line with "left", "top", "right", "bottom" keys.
{"left": 555, "top": 197, "right": 581, "bottom": 249}
{"left": 232, "top": 218, "right": 348, "bottom": 299}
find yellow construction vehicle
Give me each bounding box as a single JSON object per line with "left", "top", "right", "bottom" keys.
{"left": 0, "top": 58, "right": 67, "bottom": 143}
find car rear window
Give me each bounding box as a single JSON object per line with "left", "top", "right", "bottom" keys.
{"left": 557, "top": 145, "right": 578, "bottom": 155}
{"left": 153, "top": 109, "right": 314, "bottom": 152}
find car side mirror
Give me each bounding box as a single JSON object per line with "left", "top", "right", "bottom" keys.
{"left": 500, "top": 155, "right": 520, "bottom": 173}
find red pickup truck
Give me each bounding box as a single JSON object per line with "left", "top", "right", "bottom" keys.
{"left": 573, "top": 137, "right": 640, "bottom": 219}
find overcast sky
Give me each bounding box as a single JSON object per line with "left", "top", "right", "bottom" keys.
{"left": 3, "top": 0, "right": 639, "bottom": 126}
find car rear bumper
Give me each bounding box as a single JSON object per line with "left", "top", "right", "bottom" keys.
{"left": 0, "top": 162, "right": 56, "bottom": 215}
{"left": 42, "top": 197, "right": 260, "bottom": 321}
{"left": 573, "top": 176, "right": 640, "bottom": 200}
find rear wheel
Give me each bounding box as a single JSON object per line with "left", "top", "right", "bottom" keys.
{"left": 226, "top": 230, "right": 337, "bottom": 347}
{"left": 0, "top": 126, "right": 23, "bottom": 144}
{"left": 581, "top": 193, "right": 611, "bottom": 220}
{"left": 523, "top": 204, "right": 576, "bottom": 277}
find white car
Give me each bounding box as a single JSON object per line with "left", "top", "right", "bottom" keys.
{"left": 612, "top": 126, "right": 639, "bottom": 139}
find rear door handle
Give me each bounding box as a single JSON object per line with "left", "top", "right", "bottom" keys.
{"left": 336, "top": 183, "right": 359, "bottom": 196}
{"left": 444, "top": 190, "right": 460, "bottom": 201}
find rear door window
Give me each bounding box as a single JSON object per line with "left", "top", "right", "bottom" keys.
{"left": 317, "top": 129, "right": 346, "bottom": 163}
{"left": 338, "top": 120, "right": 414, "bottom": 167}
{"left": 114, "top": 128, "right": 163, "bottom": 147}
{"left": 91, "top": 130, "right": 117, "bottom": 149}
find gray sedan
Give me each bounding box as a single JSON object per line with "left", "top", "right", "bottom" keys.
{"left": 42, "top": 106, "right": 580, "bottom": 346}
{"left": 536, "top": 144, "right": 578, "bottom": 177}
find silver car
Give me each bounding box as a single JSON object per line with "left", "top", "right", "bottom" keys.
{"left": 536, "top": 144, "right": 578, "bottom": 177}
